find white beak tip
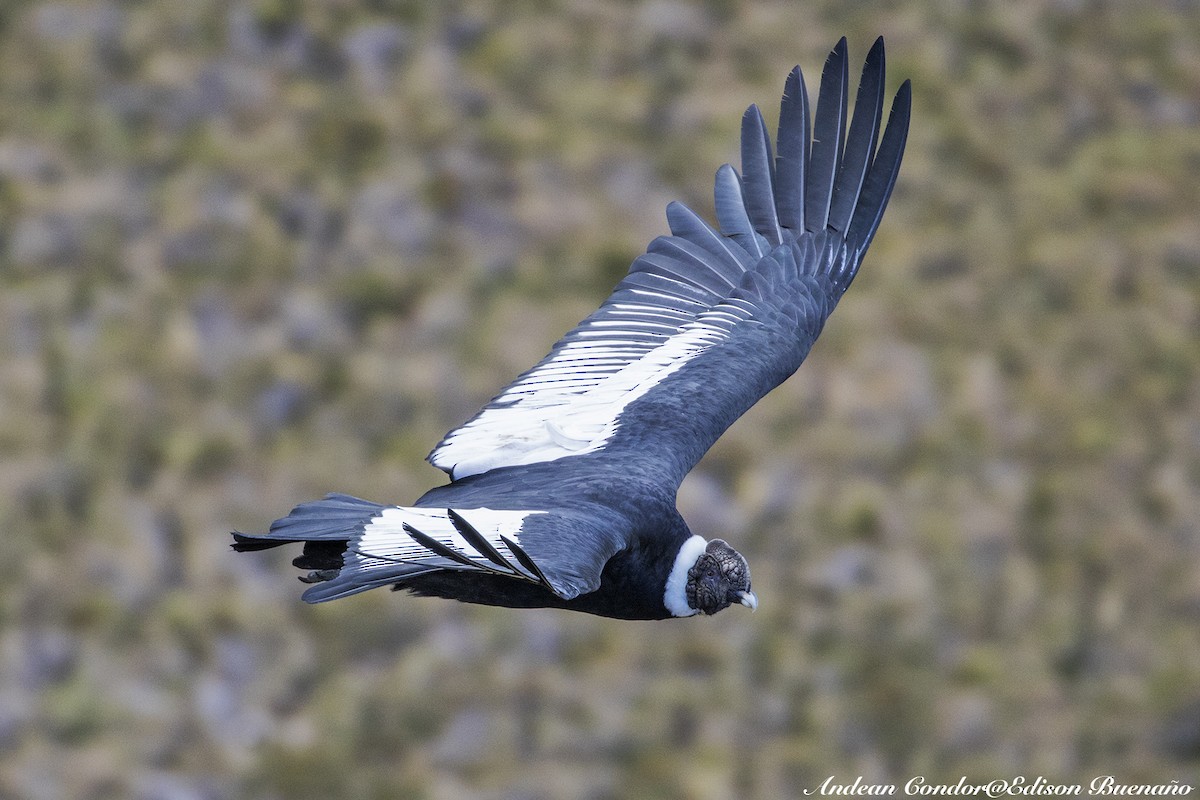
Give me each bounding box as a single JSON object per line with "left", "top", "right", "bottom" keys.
{"left": 738, "top": 591, "right": 758, "bottom": 612}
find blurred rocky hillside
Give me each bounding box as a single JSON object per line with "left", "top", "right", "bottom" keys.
{"left": 2, "top": 1, "right": 1199, "bottom": 798}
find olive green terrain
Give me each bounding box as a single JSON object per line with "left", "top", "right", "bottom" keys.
{"left": 2, "top": 1, "right": 1199, "bottom": 798}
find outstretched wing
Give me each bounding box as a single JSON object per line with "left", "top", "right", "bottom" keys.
{"left": 232, "top": 493, "right": 626, "bottom": 602}
{"left": 429, "top": 37, "right": 911, "bottom": 487}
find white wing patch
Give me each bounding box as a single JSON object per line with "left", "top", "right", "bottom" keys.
{"left": 430, "top": 297, "right": 756, "bottom": 479}
{"left": 351, "top": 506, "right": 548, "bottom": 585}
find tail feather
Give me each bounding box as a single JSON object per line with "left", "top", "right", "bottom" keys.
{"left": 231, "top": 532, "right": 287, "bottom": 552}
{"left": 269, "top": 492, "right": 385, "bottom": 539}
{"left": 230, "top": 493, "right": 384, "bottom": 594}
{"left": 291, "top": 540, "right": 346, "bottom": 571}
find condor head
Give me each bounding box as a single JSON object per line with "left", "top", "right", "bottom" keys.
{"left": 685, "top": 539, "right": 757, "bottom": 615}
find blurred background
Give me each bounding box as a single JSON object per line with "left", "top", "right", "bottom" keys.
{"left": 2, "top": 0, "right": 1199, "bottom": 797}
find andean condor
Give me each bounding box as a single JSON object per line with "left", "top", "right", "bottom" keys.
{"left": 233, "top": 37, "right": 912, "bottom": 620}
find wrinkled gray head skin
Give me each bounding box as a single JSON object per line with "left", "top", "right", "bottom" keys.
{"left": 685, "top": 539, "right": 757, "bottom": 615}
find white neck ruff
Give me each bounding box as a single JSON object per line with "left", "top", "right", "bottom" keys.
{"left": 663, "top": 535, "right": 707, "bottom": 617}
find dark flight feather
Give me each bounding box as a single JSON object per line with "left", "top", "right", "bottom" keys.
{"left": 847, "top": 78, "right": 911, "bottom": 255}
{"left": 775, "top": 66, "right": 811, "bottom": 231}
{"left": 713, "top": 163, "right": 765, "bottom": 259}
{"left": 740, "top": 103, "right": 782, "bottom": 244}
{"left": 828, "top": 36, "right": 886, "bottom": 235}
{"left": 500, "top": 535, "right": 554, "bottom": 588}
{"left": 806, "top": 37, "right": 849, "bottom": 233}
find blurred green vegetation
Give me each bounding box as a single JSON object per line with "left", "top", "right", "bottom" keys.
{"left": 2, "top": 0, "right": 1199, "bottom": 797}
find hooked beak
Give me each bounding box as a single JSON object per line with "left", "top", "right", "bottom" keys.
{"left": 737, "top": 591, "right": 758, "bottom": 612}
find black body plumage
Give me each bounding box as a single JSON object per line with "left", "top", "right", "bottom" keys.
{"left": 233, "top": 38, "right": 911, "bottom": 621}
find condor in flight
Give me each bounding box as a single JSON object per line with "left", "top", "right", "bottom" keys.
{"left": 234, "top": 37, "right": 911, "bottom": 620}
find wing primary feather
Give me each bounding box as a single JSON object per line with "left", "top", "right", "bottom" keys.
{"left": 806, "top": 37, "right": 849, "bottom": 233}
{"left": 714, "top": 164, "right": 765, "bottom": 259}
{"left": 774, "top": 66, "right": 810, "bottom": 231}
{"left": 740, "top": 104, "right": 783, "bottom": 244}
{"left": 827, "top": 36, "right": 886, "bottom": 234}
{"left": 847, "top": 79, "right": 912, "bottom": 256}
